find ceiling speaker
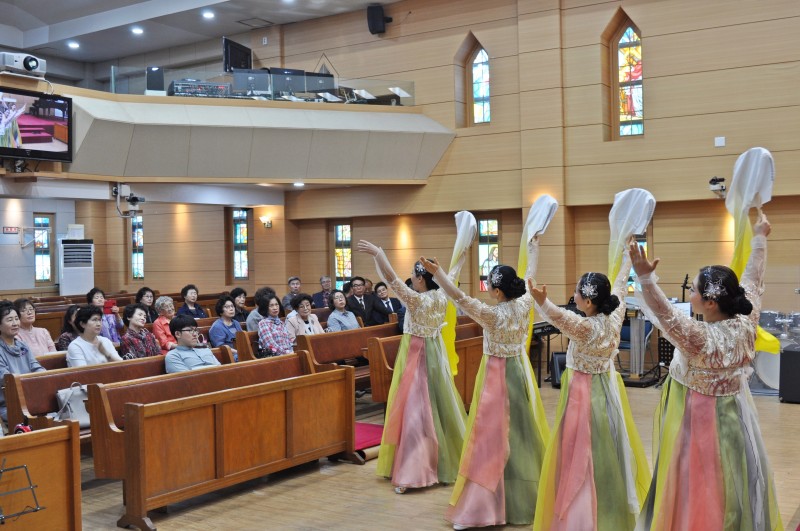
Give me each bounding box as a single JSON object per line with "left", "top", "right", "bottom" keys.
{"left": 367, "top": 5, "right": 392, "bottom": 35}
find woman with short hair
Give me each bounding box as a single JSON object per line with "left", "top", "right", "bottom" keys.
{"left": 209, "top": 295, "right": 242, "bottom": 354}
{"left": 86, "top": 287, "right": 123, "bottom": 344}
{"left": 326, "top": 290, "right": 361, "bottom": 332}
{"left": 152, "top": 296, "right": 178, "bottom": 354}
{"left": 229, "top": 287, "right": 248, "bottom": 323}
{"left": 135, "top": 287, "right": 159, "bottom": 323}
{"left": 55, "top": 304, "right": 81, "bottom": 351}
{"left": 67, "top": 306, "right": 122, "bottom": 367}
{"left": 13, "top": 298, "right": 56, "bottom": 355}
{"left": 285, "top": 293, "right": 324, "bottom": 344}
{"left": 176, "top": 284, "right": 207, "bottom": 318}
{"left": 257, "top": 294, "right": 293, "bottom": 357}
{"left": 0, "top": 301, "right": 45, "bottom": 425}
{"left": 120, "top": 303, "right": 162, "bottom": 359}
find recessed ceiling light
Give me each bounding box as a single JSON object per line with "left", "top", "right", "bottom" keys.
{"left": 67, "top": 41, "right": 80, "bottom": 49}
{"left": 293, "top": 182, "right": 305, "bottom": 188}
{"left": 131, "top": 27, "right": 144, "bottom": 35}
{"left": 202, "top": 10, "right": 215, "bottom": 19}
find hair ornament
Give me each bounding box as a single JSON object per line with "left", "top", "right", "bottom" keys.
{"left": 490, "top": 268, "right": 503, "bottom": 287}
{"left": 414, "top": 262, "right": 426, "bottom": 276}
{"left": 580, "top": 282, "right": 598, "bottom": 300}
{"left": 703, "top": 278, "right": 727, "bottom": 301}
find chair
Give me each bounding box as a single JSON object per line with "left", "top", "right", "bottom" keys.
{"left": 617, "top": 320, "right": 654, "bottom": 373}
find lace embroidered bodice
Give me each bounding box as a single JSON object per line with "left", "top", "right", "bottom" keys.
{"left": 635, "top": 235, "right": 767, "bottom": 396}
{"left": 536, "top": 253, "right": 631, "bottom": 374}
{"left": 388, "top": 277, "right": 447, "bottom": 338}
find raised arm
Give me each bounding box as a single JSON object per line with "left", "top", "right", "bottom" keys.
{"left": 608, "top": 249, "right": 632, "bottom": 330}
{"left": 422, "top": 257, "right": 496, "bottom": 328}
{"left": 741, "top": 213, "right": 770, "bottom": 326}
{"left": 358, "top": 240, "right": 420, "bottom": 308}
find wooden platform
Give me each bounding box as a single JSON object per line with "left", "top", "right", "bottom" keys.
{"left": 80, "top": 385, "right": 799, "bottom": 530}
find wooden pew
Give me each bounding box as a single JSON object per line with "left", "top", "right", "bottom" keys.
{"left": 31, "top": 311, "right": 64, "bottom": 343}
{"left": 366, "top": 321, "right": 484, "bottom": 406}
{"left": 88, "top": 352, "right": 358, "bottom": 531}
{"left": 36, "top": 351, "right": 68, "bottom": 371}
{"left": 0, "top": 423, "right": 81, "bottom": 529}
{"left": 294, "top": 323, "right": 399, "bottom": 389}
{"left": 3, "top": 347, "right": 234, "bottom": 435}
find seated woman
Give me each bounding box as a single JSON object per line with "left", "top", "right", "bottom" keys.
{"left": 257, "top": 294, "right": 293, "bottom": 357}
{"left": 0, "top": 301, "right": 46, "bottom": 426}
{"left": 326, "top": 289, "right": 361, "bottom": 332}
{"left": 247, "top": 287, "right": 276, "bottom": 332}
{"left": 176, "top": 284, "right": 207, "bottom": 319}
{"left": 209, "top": 296, "right": 242, "bottom": 357}
{"left": 67, "top": 306, "right": 123, "bottom": 367}
{"left": 120, "top": 303, "right": 162, "bottom": 359}
{"left": 152, "top": 296, "right": 178, "bottom": 354}
{"left": 13, "top": 298, "right": 56, "bottom": 355}
{"left": 230, "top": 287, "right": 248, "bottom": 323}
{"left": 285, "top": 293, "right": 324, "bottom": 344}
{"left": 55, "top": 304, "right": 81, "bottom": 352}
{"left": 135, "top": 286, "right": 159, "bottom": 323}
{"left": 86, "top": 287, "right": 124, "bottom": 345}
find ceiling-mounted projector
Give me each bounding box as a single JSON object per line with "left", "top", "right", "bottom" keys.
{"left": 0, "top": 52, "right": 47, "bottom": 77}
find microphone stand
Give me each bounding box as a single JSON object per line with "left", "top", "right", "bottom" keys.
{"left": 680, "top": 274, "right": 690, "bottom": 302}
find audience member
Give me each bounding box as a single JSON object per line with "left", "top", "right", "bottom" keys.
{"left": 247, "top": 287, "right": 276, "bottom": 332}
{"left": 0, "top": 301, "right": 45, "bottom": 425}
{"left": 165, "top": 315, "right": 221, "bottom": 373}
{"left": 120, "top": 303, "right": 161, "bottom": 359}
{"left": 371, "top": 282, "right": 402, "bottom": 325}
{"left": 55, "top": 304, "right": 81, "bottom": 351}
{"left": 347, "top": 276, "right": 390, "bottom": 326}
{"left": 135, "top": 287, "right": 159, "bottom": 323}
{"left": 153, "top": 296, "right": 178, "bottom": 354}
{"left": 311, "top": 276, "right": 333, "bottom": 309}
{"left": 176, "top": 284, "right": 207, "bottom": 318}
{"left": 257, "top": 294, "right": 293, "bottom": 357}
{"left": 13, "top": 298, "right": 56, "bottom": 355}
{"left": 282, "top": 277, "right": 302, "bottom": 311}
{"left": 326, "top": 290, "right": 361, "bottom": 332}
{"left": 87, "top": 287, "right": 124, "bottom": 344}
{"left": 364, "top": 278, "right": 374, "bottom": 295}
{"left": 342, "top": 281, "right": 353, "bottom": 298}
{"left": 229, "top": 287, "right": 248, "bottom": 323}
{"left": 209, "top": 296, "right": 242, "bottom": 356}
{"left": 285, "top": 294, "right": 324, "bottom": 344}
{"left": 67, "top": 306, "right": 123, "bottom": 367}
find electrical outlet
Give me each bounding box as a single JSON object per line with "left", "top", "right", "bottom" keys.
{"left": 262, "top": 36, "right": 268, "bottom": 46}
{"left": 714, "top": 136, "right": 726, "bottom": 147}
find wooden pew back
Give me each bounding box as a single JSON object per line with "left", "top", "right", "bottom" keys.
{"left": 36, "top": 351, "right": 68, "bottom": 371}
{"left": 295, "top": 323, "right": 398, "bottom": 365}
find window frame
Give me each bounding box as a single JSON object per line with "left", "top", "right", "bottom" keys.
{"left": 475, "top": 216, "right": 500, "bottom": 293}
{"left": 467, "top": 46, "right": 491, "bottom": 126}
{"left": 225, "top": 207, "right": 252, "bottom": 283}
{"left": 332, "top": 222, "right": 352, "bottom": 290}
{"left": 611, "top": 22, "right": 644, "bottom": 139}
{"left": 130, "top": 214, "right": 144, "bottom": 280}
{"left": 33, "top": 213, "right": 56, "bottom": 286}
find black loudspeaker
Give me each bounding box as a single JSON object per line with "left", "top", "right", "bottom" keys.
{"left": 146, "top": 66, "right": 164, "bottom": 91}
{"left": 367, "top": 5, "right": 392, "bottom": 35}
{"left": 551, "top": 352, "right": 567, "bottom": 389}
{"left": 779, "top": 345, "right": 800, "bottom": 403}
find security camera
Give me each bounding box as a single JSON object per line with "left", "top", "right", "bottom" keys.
{"left": 126, "top": 195, "right": 146, "bottom": 207}
{"left": 112, "top": 183, "right": 145, "bottom": 217}
{"left": 709, "top": 176, "right": 726, "bottom": 192}
{"left": 0, "top": 52, "right": 47, "bottom": 77}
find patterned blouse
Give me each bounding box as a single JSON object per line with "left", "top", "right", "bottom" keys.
{"left": 636, "top": 235, "right": 766, "bottom": 396}
{"left": 535, "top": 253, "right": 630, "bottom": 374}
{"left": 120, "top": 328, "right": 162, "bottom": 360}
{"left": 258, "top": 317, "right": 293, "bottom": 357}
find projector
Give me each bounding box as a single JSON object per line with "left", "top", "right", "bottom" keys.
{"left": 0, "top": 52, "right": 47, "bottom": 77}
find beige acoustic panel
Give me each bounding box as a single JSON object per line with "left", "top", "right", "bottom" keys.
{"left": 415, "top": 132, "right": 457, "bottom": 180}
{"left": 518, "top": 8, "right": 562, "bottom": 54}
{"left": 518, "top": 49, "right": 563, "bottom": 92}
{"left": 118, "top": 101, "right": 191, "bottom": 125}
{"left": 363, "top": 132, "right": 425, "bottom": 181}
{"left": 187, "top": 126, "right": 254, "bottom": 178}
{"left": 306, "top": 129, "right": 369, "bottom": 180}
{"left": 249, "top": 128, "right": 314, "bottom": 180}
{"left": 67, "top": 115, "right": 134, "bottom": 176}
{"left": 125, "top": 124, "right": 191, "bottom": 177}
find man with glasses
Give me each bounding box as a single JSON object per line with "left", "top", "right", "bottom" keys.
{"left": 165, "top": 315, "right": 221, "bottom": 373}
{"left": 346, "top": 276, "right": 391, "bottom": 326}
{"left": 312, "top": 276, "right": 333, "bottom": 309}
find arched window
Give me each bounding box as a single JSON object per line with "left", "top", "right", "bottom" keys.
{"left": 470, "top": 48, "right": 490, "bottom": 124}
{"left": 615, "top": 25, "right": 643, "bottom": 136}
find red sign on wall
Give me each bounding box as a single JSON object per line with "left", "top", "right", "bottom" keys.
{"left": 3, "top": 227, "right": 20, "bottom": 234}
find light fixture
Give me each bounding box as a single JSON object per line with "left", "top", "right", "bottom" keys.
{"left": 202, "top": 10, "right": 215, "bottom": 19}
{"left": 259, "top": 215, "right": 273, "bottom": 228}
{"left": 67, "top": 41, "right": 80, "bottom": 49}
{"left": 293, "top": 182, "right": 305, "bottom": 188}
{"left": 131, "top": 27, "right": 144, "bottom": 35}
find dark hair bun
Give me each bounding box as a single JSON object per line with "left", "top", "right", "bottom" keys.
{"left": 505, "top": 277, "right": 527, "bottom": 299}
{"left": 598, "top": 294, "right": 620, "bottom": 315}
{"left": 734, "top": 288, "right": 753, "bottom": 316}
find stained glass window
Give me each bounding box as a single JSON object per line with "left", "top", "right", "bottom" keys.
{"left": 472, "top": 48, "right": 490, "bottom": 124}
{"left": 34, "top": 215, "right": 52, "bottom": 282}
{"left": 618, "top": 26, "right": 643, "bottom": 136}
{"left": 233, "top": 209, "right": 249, "bottom": 279}
{"left": 131, "top": 215, "right": 144, "bottom": 279}
{"left": 477, "top": 219, "right": 499, "bottom": 292}
{"left": 334, "top": 224, "right": 352, "bottom": 289}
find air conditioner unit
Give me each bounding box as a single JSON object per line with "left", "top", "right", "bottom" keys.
{"left": 59, "top": 239, "right": 94, "bottom": 296}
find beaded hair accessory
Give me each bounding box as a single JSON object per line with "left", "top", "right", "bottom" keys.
{"left": 580, "top": 273, "right": 598, "bottom": 299}
{"left": 414, "top": 262, "right": 426, "bottom": 276}
{"left": 702, "top": 276, "right": 727, "bottom": 301}
{"left": 490, "top": 268, "right": 503, "bottom": 288}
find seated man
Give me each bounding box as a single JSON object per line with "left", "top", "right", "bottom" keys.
{"left": 346, "top": 276, "right": 390, "bottom": 326}
{"left": 165, "top": 315, "right": 221, "bottom": 373}
{"left": 311, "top": 275, "right": 333, "bottom": 309}
{"left": 372, "top": 281, "right": 402, "bottom": 325}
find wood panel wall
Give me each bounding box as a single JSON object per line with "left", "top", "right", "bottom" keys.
{"left": 78, "top": 0, "right": 800, "bottom": 311}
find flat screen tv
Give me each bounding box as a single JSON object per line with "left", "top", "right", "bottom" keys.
{"left": 223, "top": 37, "right": 252, "bottom": 73}
{"left": 0, "top": 85, "right": 73, "bottom": 163}
{"left": 232, "top": 68, "right": 271, "bottom": 96}
{"left": 270, "top": 68, "right": 306, "bottom": 96}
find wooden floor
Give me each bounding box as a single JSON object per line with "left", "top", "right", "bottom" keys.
{"left": 81, "top": 385, "right": 799, "bottom": 530}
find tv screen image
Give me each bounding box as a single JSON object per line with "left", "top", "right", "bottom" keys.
{"left": 0, "top": 85, "right": 73, "bottom": 163}
{"left": 223, "top": 37, "right": 252, "bottom": 73}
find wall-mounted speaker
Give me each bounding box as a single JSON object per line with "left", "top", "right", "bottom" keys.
{"left": 146, "top": 66, "right": 164, "bottom": 91}
{"left": 551, "top": 352, "right": 567, "bottom": 389}
{"left": 367, "top": 5, "right": 392, "bottom": 35}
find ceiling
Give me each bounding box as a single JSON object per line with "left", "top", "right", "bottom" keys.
{"left": 0, "top": 0, "right": 379, "bottom": 63}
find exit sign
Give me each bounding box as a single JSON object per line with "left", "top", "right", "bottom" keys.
{"left": 3, "top": 227, "right": 20, "bottom": 234}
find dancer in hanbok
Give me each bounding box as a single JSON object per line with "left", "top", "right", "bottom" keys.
{"left": 631, "top": 211, "right": 782, "bottom": 531}
{"left": 531, "top": 244, "right": 650, "bottom": 531}
{"left": 358, "top": 241, "right": 468, "bottom": 493}
{"left": 421, "top": 236, "right": 550, "bottom": 529}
